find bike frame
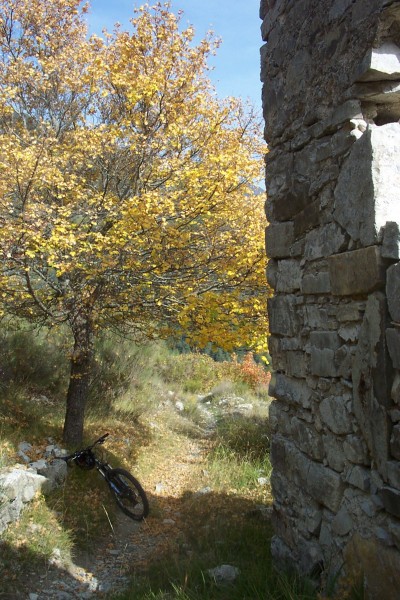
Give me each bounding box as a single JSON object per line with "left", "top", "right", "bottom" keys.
{"left": 55, "top": 432, "right": 149, "bottom": 521}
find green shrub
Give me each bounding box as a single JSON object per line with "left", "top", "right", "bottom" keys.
{"left": 160, "top": 352, "right": 224, "bottom": 392}
{"left": 0, "top": 321, "right": 70, "bottom": 395}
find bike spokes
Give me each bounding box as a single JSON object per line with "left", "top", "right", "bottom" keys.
{"left": 109, "top": 470, "right": 149, "bottom": 520}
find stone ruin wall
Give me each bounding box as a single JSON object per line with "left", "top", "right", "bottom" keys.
{"left": 260, "top": 0, "right": 400, "bottom": 593}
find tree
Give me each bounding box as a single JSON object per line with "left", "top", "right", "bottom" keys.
{"left": 0, "top": 0, "right": 268, "bottom": 445}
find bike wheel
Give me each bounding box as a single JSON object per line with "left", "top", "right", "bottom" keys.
{"left": 107, "top": 468, "right": 149, "bottom": 521}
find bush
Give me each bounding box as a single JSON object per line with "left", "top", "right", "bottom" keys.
{"left": 0, "top": 322, "right": 70, "bottom": 396}
{"left": 160, "top": 352, "right": 225, "bottom": 392}
{"left": 229, "top": 352, "right": 271, "bottom": 390}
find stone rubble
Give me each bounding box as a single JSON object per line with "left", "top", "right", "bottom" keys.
{"left": 261, "top": 0, "right": 400, "bottom": 593}
{"left": 0, "top": 442, "right": 68, "bottom": 534}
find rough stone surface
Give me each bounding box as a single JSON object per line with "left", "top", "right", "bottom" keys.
{"left": 262, "top": 0, "right": 400, "bottom": 591}
{"left": 387, "top": 262, "right": 400, "bottom": 323}
{"left": 0, "top": 449, "right": 68, "bottom": 534}
{"left": 328, "top": 246, "right": 385, "bottom": 296}
{"left": 334, "top": 124, "right": 400, "bottom": 246}
{"left": 319, "top": 396, "right": 352, "bottom": 435}
{"left": 268, "top": 295, "right": 298, "bottom": 336}
{"left": 352, "top": 293, "right": 392, "bottom": 478}
{"left": 266, "top": 222, "right": 295, "bottom": 258}
{"left": 386, "top": 328, "right": 400, "bottom": 369}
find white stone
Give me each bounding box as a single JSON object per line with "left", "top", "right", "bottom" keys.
{"left": 207, "top": 564, "right": 240, "bottom": 584}
{"left": 334, "top": 124, "right": 400, "bottom": 246}
{"left": 367, "top": 43, "right": 400, "bottom": 81}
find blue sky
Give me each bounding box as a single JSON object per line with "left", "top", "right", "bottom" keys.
{"left": 85, "top": 1, "right": 263, "bottom": 110}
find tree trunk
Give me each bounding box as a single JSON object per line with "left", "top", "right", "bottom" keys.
{"left": 63, "top": 315, "right": 94, "bottom": 446}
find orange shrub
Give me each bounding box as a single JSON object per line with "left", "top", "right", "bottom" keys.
{"left": 221, "top": 352, "right": 271, "bottom": 391}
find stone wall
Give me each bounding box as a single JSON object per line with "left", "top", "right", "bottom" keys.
{"left": 260, "top": 0, "right": 400, "bottom": 594}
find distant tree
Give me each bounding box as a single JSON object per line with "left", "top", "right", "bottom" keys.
{"left": 0, "top": 0, "right": 268, "bottom": 445}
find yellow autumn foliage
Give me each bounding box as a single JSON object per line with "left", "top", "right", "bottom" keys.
{"left": 0, "top": 0, "right": 269, "bottom": 442}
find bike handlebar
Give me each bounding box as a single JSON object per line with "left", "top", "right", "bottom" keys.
{"left": 56, "top": 433, "right": 110, "bottom": 462}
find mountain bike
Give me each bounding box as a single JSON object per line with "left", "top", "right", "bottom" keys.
{"left": 56, "top": 433, "right": 149, "bottom": 521}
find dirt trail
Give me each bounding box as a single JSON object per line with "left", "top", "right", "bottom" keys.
{"left": 23, "top": 432, "right": 209, "bottom": 599}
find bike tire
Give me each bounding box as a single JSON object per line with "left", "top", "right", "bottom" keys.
{"left": 107, "top": 468, "right": 149, "bottom": 521}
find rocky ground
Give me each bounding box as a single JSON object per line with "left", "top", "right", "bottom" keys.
{"left": 1, "top": 394, "right": 270, "bottom": 600}
{"left": 8, "top": 435, "right": 208, "bottom": 599}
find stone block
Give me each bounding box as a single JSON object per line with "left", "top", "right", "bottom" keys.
{"left": 301, "top": 272, "right": 331, "bottom": 295}
{"left": 260, "top": 0, "right": 283, "bottom": 37}
{"left": 332, "top": 507, "right": 353, "bottom": 536}
{"left": 319, "top": 521, "right": 334, "bottom": 552}
{"left": 310, "top": 331, "right": 341, "bottom": 377}
{"left": 353, "top": 293, "right": 392, "bottom": 478}
{"left": 266, "top": 259, "right": 278, "bottom": 289}
{"left": 311, "top": 348, "right": 338, "bottom": 377}
{"left": 267, "top": 336, "right": 287, "bottom": 372}
{"left": 389, "top": 408, "right": 400, "bottom": 422}
{"left": 310, "top": 331, "right": 341, "bottom": 350}
{"left": 307, "top": 460, "right": 345, "bottom": 513}
{"left": 0, "top": 468, "right": 46, "bottom": 502}
{"left": 338, "top": 345, "right": 356, "bottom": 379}
{"left": 32, "top": 460, "right": 68, "bottom": 494}
{"left": 293, "top": 198, "right": 321, "bottom": 238}
{"left": 269, "top": 400, "right": 292, "bottom": 436}
{"left": 280, "top": 336, "right": 302, "bottom": 351}
{"left": 304, "top": 305, "right": 329, "bottom": 329}
{"left": 271, "top": 436, "right": 344, "bottom": 512}
{"left": 343, "top": 435, "right": 370, "bottom": 466}
{"left": 0, "top": 497, "right": 23, "bottom": 535}
{"left": 337, "top": 303, "right": 363, "bottom": 322}
{"left": 382, "top": 222, "right": 400, "bottom": 260}
{"left": 320, "top": 395, "right": 352, "bottom": 435}
{"left": 345, "top": 466, "right": 371, "bottom": 492}
{"left": 323, "top": 433, "right": 346, "bottom": 472}
{"left": 329, "top": 246, "right": 385, "bottom": 296}
{"left": 305, "top": 506, "right": 323, "bottom": 536}
{"left": 273, "top": 181, "right": 312, "bottom": 222}
{"left": 291, "top": 417, "right": 324, "bottom": 460}
{"left": 265, "top": 222, "right": 295, "bottom": 258}
{"left": 334, "top": 124, "right": 400, "bottom": 246}
{"left": 358, "top": 43, "right": 400, "bottom": 82}
{"left": 328, "top": 0, "right": 354, "bottom": 20}
{"left": 286, "top": 351, "right": 307, "bottom": 378}
{"left": 387, "top": 262, "right": 400, "bottom": 323}
{"left": 268, "top": 295, "right": 298, "bottom": 336}
{"left": 270, "top": 471, "right": 294, "bottom": 509}
{"left": 276, "top": 259, "right": 302, "bottom": 292}
{"left": 265, "top": 152, "right": 294, "bottom": 206}
{"left": 330, "top": 99, "right": 363, "bottom": 126}
{"left": 338, "top": 324, "right": 360, "bottom": 342}
{"left": 304, "top": 223, "right": 347, "bottom": 261}
{"left": 270, "top": 373, "right": 312, "bottom": 409}
{"left": 290, "top": 238, "right": 305, "bottom": 257}
{"left": 386, "top": 328, "right": 400, "bottom": 369}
